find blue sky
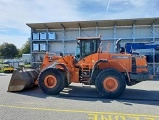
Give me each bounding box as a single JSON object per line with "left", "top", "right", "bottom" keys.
{"left": 0, "top": 0, "right": 159, "bottom": 48}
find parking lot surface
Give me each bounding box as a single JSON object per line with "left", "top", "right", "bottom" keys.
{"left": 0, "top": 73, "right": 159, "bottom": 120}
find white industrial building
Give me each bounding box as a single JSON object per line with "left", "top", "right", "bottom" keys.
{"left": 27, "top": 17, "right": 159, "bottom": 75}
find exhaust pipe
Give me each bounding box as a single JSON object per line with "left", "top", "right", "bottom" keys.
{"left": 115, "top": 39, "right": 121, "bottom": 52}
{"left": 8, "top": 69, "right": 39, "bottom": 92}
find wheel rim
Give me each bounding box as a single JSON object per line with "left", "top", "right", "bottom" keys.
{"left": 44, "top": 75, "right": 57, "bottom": 88}
{"left": 103, "top": 77, "right": 118, "bottom": 92}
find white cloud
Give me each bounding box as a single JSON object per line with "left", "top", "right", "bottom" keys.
{"left": 0, "top": 0, "right": 82, "bottom": 48}
{"left": 103, "top": 0, "right": 159, "bottom": 19}
{"left": 0, "top": 0, "right": 158, "bottom": 48}
{"left": 129, "top": 0, "right": 147, "bottom": 7}
{"left": 106, "top": 0, "right": 111, "bottom": 13}
{"left": 0, "top": 0, "right": 82, "bottom": 32}
{"left": 0, "top": 34, "right": 28, "bottom": 49}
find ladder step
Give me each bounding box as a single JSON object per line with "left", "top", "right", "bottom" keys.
{"left": 81, "top": 75, "right": 90, "bottom": 77}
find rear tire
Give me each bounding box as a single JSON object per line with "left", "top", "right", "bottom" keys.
{"left": 95, "top": 69, "right": 126, "bottom": 98}
{"left": 38, "top": 68, "right": 65, "bottom": 95}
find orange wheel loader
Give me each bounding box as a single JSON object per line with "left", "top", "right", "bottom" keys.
{"left": 8, "top": 36, "right": 153, "bottom": 98}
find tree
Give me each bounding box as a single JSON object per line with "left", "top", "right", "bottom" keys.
{"left": 18, "top": 40, "right": 30, "bottom": 57}
{"left": 0, "top": 43, "right": 18, "bottom": 58}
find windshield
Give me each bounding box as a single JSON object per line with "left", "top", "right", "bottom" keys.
{"left": 81, "top": 40, "right": 99, "bottom": 58}
{"left": 75, "top": 44, "right": 80, "bottom": 59}
{"left": 81, "top": 41, "right": 91, "bottom": 57}
{"left": 75, "top": 39, "right": 100, "bottom": 60}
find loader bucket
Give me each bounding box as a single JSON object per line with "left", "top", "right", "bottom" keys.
{"left": 8, "top": 69, "right": 39, "bottom": 92}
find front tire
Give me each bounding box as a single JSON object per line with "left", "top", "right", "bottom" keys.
{"left": 38, "top": 68, "right": 65, "bottom": 95}
{"left": 95, "top": 69, "right": 126, "bottom": 98}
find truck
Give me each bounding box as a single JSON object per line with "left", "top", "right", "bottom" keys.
{"left": 22, "top": 54, "right": 31, "bottom": 64}
{"left": 8, "top": 36, "right": 153, "bottom": 98}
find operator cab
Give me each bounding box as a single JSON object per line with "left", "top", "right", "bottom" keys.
{"left": 75, "top": 37, "right": 101, "bottom": 60}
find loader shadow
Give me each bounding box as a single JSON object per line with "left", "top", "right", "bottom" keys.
{"left": 58, "top": 85, "right": 159, "bottom": 106}
{"left": 15, "top": 84, "right": 159, "bottom": 106}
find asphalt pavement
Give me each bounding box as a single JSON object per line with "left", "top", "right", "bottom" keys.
{"left": 0, "top": 73, "right": 159, "bottom": 120}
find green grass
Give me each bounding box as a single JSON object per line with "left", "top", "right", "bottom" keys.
{"left": 0, "top": 64, "right": 4, "bottom": 73}
{"left": 0, "top": 59, "right": 6, "bottom": 64}
{"left": 0, "top": 59, "right": 3, "bottom": 64}
{"left": 0, "top": 69, "right": 3, "bottom": 73}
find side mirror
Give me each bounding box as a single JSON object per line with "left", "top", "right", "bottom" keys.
{"left": 60, "top": 52, "right": 63, "bottom": 57}
{"left": 119, "top": 47, "right": 125, "bottom": 54}
{"left": 115, "top": 39, "right": 121, "bottom": 52}
{"left": 76, "top": 54, "right": 80, "bottom": 58}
